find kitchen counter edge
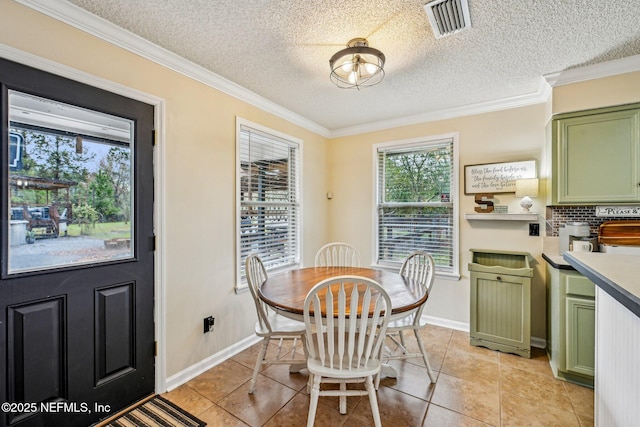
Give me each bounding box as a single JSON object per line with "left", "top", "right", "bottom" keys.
{"left": 563, "top": 252, "right": 640, "bottom": 318}
{"left": 541, "top": 252, "right": 575, "bottom": 270}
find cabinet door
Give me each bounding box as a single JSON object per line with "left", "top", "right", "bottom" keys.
{"left": 553, "top": 106, "right": 640, "bottom": 204}
{"left": 470, "top": 271, "right": 530, "bottom": 355}
{"left": 566, "top": 296, "right": 595, "bottom": 376}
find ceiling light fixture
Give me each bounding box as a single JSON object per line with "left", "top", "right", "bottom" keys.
{"left": 329, "top": 38, "right": 385, "bottom": 90}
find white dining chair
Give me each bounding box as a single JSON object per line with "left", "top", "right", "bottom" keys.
{"left": 382, "top": 251, "right": 437, "bottom": 383}
{"left": 303, "top": 275, "right": 391, "bottom": 427}
{"left": 314, "top": 242, "right": 361, "bottom": 267}
{"left": 245, "top": 253, "right": 307, "bottom": 394}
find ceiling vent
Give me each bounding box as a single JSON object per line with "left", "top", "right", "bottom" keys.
{"left": 424, "top": 0, "right": 471, "bottom": 39}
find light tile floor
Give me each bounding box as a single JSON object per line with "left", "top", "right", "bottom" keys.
{"left": 163, "top": 326, "right": 594, "bottom": 426}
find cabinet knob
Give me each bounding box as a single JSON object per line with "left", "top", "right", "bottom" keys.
{"left": 497, "top": 276, "right": 502, "bottom": 281}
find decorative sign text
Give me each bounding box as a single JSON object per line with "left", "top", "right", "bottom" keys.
{"left": 464, "top": 160, "right": 536, "bottom": 194}
{"left": 596, "top": 206, "right": 640, "bottom": 217}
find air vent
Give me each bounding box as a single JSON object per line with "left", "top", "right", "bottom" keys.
{"left": 424, "top": 0, "right": 471, "bottom": 39}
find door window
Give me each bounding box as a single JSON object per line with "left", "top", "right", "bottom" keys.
{"left": 7, "top": 91, "right": 134, "bottom": 273}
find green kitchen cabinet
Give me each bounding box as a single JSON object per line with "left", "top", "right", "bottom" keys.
{"left": 549, "top": 103, "right": 640, "bottom": 204}
{"left": 546, "top": 262, "right": 595, "bottom": 387}
{"left": 469, "top": 249, "right": 532, "bottom": 358}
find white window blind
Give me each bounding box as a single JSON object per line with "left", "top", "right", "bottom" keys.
{"left": 237, "top": 121, "right": 300, "bottom": 287}
{"left": 376, "top": 138, "right": 456, "bottom": 274}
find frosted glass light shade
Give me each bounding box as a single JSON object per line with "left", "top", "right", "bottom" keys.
{"left": 329, "top": 38, "right": 385, "bottom": 89}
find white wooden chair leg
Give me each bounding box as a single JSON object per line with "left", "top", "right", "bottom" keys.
{"left": 289, "top": 335, "right": 307, "bottom": 373}
{"left": 289, "top": 337, "right": 298, "bottom": 361}
{"left": 366, "top": 376, "right": 382, "bottom": 427}
{"left": 307, "top": 375, "right": 321, "bottom": 427}
{"left": 276, "top": 337, "right": 285, "bottom": 359}
{"left": 249, "top": 338, "right": 269, "bottom": 394}
{"left": 414, "top": 330, "right": 436, "bottom": 383}
{"left": 399, "top": 330, "right": 407, "bottom": 352}
{"left": 339, "top": 382, "right": 347, "bottom": 414}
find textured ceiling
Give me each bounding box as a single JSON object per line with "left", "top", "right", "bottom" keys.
{"left": 62, "top": 0, "right": 640, "bottom": 132}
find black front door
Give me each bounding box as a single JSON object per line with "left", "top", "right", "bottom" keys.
{"left": 0, "top": 59, "right": 155, "bottom": 426}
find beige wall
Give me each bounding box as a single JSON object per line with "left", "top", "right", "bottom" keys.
{"left": 552, "top": 71, "right": 640, "bottom": 114}
{"left": 328, "top": 105, "right": 548, "bottom": 335}
{"left": 3, "top": 0, "right": 640, "bottom": 385}
{"left": 325, "top": 70, "right": 640, "bottom": 340}
{"left": 0, "top": 1, "right": 329, "bottom": 378}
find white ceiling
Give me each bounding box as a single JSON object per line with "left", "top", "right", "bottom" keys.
{"left": 22, "top": 0, "right": 640, "bottom": 136}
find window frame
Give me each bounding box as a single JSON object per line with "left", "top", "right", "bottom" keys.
{"left": 372, "top": 133, "right": 460, "bottom": 279}
{"left": 235, "top": 117, "right": 302, "bottom": 291}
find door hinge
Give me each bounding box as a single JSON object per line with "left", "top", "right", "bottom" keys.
{"left": 152, "top": 129, "right": 157, "bottom": 146}
{"left": 154, "top": 341, "right": 158, "bottom": 357}
{"left": 151, "top": 235, "right": 156, "bottom": 251}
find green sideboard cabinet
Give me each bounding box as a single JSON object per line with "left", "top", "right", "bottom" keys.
{"left": 546, "top": 263, "right": 595, "bottom": 387}
{"left": 549, "top": 103, "right": 640, "bottom": 205}
{"left": 469, "top": 249, "right": 532, "bottom": 358}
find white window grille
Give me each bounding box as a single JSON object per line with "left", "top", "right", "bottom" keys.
{"left": 375, "top": 134, "right": 459, "bottom": 276}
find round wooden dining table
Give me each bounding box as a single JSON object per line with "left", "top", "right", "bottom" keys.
{"left": 259, "top": 266, "right": 428, "bottom": 379}
{"left": 259, "top": 266, "right": 427, "bottom": 320}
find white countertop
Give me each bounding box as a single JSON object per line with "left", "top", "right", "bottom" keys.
{"left": 542, "top": 237, "right": 573, "bottom": 269}
{"left": 563, "top": 252, "right": 640, "bottom": 318}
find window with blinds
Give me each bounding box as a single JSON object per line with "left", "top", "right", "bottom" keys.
{"left": 237, "top": 120, "right": 300, "bottom": 288}
{"left": 376, "top": 137, "right": 458, "bottom": 275}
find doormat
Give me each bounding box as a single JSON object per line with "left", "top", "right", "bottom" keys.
{"left": 104, "top": 395, "right": 206, "bottom": 427}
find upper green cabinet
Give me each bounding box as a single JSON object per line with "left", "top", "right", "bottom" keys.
{"left": 549, "top": 103, "right": 640, "bottom": 204}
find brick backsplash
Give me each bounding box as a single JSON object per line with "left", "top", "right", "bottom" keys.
{"left": 545, "top": 206, "right": 639, "bottom": 236}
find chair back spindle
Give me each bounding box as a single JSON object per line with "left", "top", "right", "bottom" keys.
{"left": 304, "top": 276, "right": 390, "bottom": 371}
{"left": 314, "top": 242, "right": 361, "bottom": 267}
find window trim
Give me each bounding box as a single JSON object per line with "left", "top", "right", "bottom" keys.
{"left": 235, "top": 117, "right": 303, "bottom": 291}
{"left": 371, "top": 132, "right": 460, "bottom": 279}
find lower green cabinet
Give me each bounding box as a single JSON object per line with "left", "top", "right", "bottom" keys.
{"left": 566, "top": 296, "right": 595, "bottom": 376}
{"left": 546, "top": 263, "right": 595, "bottom": 387}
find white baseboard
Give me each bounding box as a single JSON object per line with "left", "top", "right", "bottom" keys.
{"left": 164, "top": 334, "right": 261, "bottom": 392}
{"left": 165, "top": 316, "right": 547, "bottom": 392}
{"left": 424, "top": 315, "right": 547, "bottom": 349}
{"left": 424, "top": 315, "right": 469, "bottom": 332}
{"left": 530, "top": 336, "right": 546, "bottom": 349}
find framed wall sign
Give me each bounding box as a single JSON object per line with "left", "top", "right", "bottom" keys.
{"left": 464, "top": 160, "right": 536, "bottom": 194}
{"left": 596, "top": 206, "right": 640, "bottom": 217}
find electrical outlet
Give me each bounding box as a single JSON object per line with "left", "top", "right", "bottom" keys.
{"left": 529, "top": 223, "right": 540, "bottom": 236}
{"left": 203, "top": 316, "right": 215, "bottom": 333}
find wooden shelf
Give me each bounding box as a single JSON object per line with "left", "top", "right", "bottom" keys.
{"left": 465, "top": 213, "right": 539, "bottom": 221}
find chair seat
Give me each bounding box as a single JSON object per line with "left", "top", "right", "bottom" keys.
{"left": 255, "top": 312, "right": 306, "bottom": 337}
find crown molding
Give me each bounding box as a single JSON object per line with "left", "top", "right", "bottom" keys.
{"left": 13, "top": 0, "right": 640, "bottom": 141}
{"left": 329, "top": 78, "right": 552, "bottom": 138}
{"left": 14, "top": 0, "right": 331, "bottom": 138}
{"left": 544, "top": 54, "right": 640, "bottom": 87}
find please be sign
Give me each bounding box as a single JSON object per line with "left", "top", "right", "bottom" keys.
{"left": 596, "top": 206, "right": 640, "bottom": 217}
